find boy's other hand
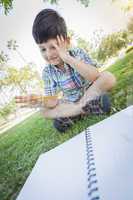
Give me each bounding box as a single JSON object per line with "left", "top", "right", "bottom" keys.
{"left": 15, "top": 94, "right": 59, "bottom": 109}
{"left": 15, "top": 95, "right": 41, "bottom": 108}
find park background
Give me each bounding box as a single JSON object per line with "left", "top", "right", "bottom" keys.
{"left": 0, "top": 0, "right": 133, "bottom": 199}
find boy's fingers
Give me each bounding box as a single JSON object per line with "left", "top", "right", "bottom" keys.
{"left": 16, "top": 100, "right": 36, "bottom": 104}
{"left": 15, "top": 96, "right": 29, "bottom": 103}
{"left": 15, "top": 96, "right": 28, "bottom": 100}
{"left": 57, "top": 35, "right": 62, "bottom": 46}
{"left": 15, "top": 95, "right": 37, "bottom": 101}
{"left": 60, "top": 35, "right": 65, "bottom": 43}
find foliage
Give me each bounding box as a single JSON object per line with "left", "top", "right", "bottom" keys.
{"left": 0, "top": 51, "right": 9, "bottom": 65}
{"left": 7, "top": 40, "right": 19, "bottom": 50}
{"left": 43, "top": 0, "right": 92, "bottom": 7}
{"left": 1, "top": 0, "right": 93, "bottom": 15}
{"left": 69, "top": 29, "right": 97, "bottom": 53}
{"left": 0, "top": 0, "right": 13, "bottom": 14}
{"left": 126, "top": 45, "right": 133, "bottom": 54}
{"left": 127, "top": 16, "right": 133, "bottom": 34}
{"left": 0, "top": 41, "right": 42, "bottom": 94}
{"left": 89, "top": 29, "right": 106, "bottom": 50}
{"left": 76, "top": 37, "right": 91, "bottom": 52}
{"left": 0, "top": 65, "right": 41, "bottom": 94}
{"left": 112, "top": 0, "right": 133, "bottom": 12}
{"left": 1, "top": 0, "right": 133, "bottom": 16}
{"left": 108, "top": 51, "right": 133, "bottom": 111}
{"left": 76, "top": 0, "right": 91, "bottom": 7}
{"left": 7, "top": 39, "right": 27, "bottom": 63}
{"left": 0, "top": 99, "right": 16, "bottom": 121}
{"left": 96, "top": 30, "right": 129, "bottom": 62}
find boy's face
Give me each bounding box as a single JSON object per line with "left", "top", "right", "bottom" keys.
{"left": 38, "top": 38, "right": 65, "bottom": 67}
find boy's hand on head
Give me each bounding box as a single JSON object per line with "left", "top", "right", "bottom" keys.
{"left": 52, "top": 35, "right": 70, "bottom": 63}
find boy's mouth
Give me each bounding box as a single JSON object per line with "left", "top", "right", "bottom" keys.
{"left": 50, "top": 57, "right": 58, "bottom": 61}
{"left": 52, "top": 57, "right": 58, "bottom": 59}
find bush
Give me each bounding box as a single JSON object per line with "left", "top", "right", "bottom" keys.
{"left": 0, "top": 99, "right": 16, "bottom": 121}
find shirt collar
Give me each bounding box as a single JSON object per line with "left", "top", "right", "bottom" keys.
{"left": 50, "top": 62, "right": 68, "bottom": 73}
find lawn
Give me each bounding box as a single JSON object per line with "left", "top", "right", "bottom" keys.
{"left": 0, "top": 51, "right": 133, "bottom": 200}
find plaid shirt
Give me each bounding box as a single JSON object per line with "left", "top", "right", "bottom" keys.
{"left": 42, "top": 48, "right": 98, "bottom": 102}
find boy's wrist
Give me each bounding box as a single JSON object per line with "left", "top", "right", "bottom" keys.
{"left": 61, "top": 51, "right": 71, "bottom": 63}
{"left": 65, "top": 54, "right": 80, "bottom": 68}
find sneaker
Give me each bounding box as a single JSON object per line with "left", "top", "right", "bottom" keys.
{"left": 53, "top": 115, "right": 82, "bottom": 133}
{"left": 53, "top": 117, "right": 74, "bottom": 133}
{"left": 82, "top": 94, "right": 111, "bottom": 115}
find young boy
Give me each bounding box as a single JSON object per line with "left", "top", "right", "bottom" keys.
{"left": 16, "top": 9, "right": 116, "bottom": 132}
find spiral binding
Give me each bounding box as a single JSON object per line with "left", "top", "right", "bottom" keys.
{"left": 85, "top": 127, "right": 100, "bottom": 200}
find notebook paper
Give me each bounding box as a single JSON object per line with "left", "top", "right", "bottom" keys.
{"left": 16, "top": 105, "right": 133, "bottom": 200}
{"left": 90, "top": 105, "right": 133, "bottom": 200}
{"left": 16, "top": 132, "right": 89, "bottom": 200}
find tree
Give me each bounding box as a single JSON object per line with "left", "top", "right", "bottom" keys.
{"left": 89, "top": 29, "right": 105, "bottom": 51}
{"left": 0, "top": 100, "right": 16, "bottom": 121}
{"left": 43, "top": 0, "right": 92, "bottom": 7}
{"left": 0, "top": 51, "right": 9, "bottom": 86}
{"left": 3, "top": 65, "right": 41, "bottom": 94}
{"left": 0, "top": 51, "right": 9, "bottom": 65}
{"left": 96, "top": 30, "right": 129, "bottom": 62}
{"left": 76, "top": 37, "right": 91, "bottom": 53}
{"left": 127, "top": 16, "right": 133, "bottom": 34}
{"left": 112, "top": 0, "right": 133, "bottom": 12}
{"left": 0, "top": 0, "right": 13, "bottom": 14}
{"left": 7, "top": 39, "right": 27, "bottom": 63}
{"left": 1, "top": 0, "right": 92, "bottom": 15}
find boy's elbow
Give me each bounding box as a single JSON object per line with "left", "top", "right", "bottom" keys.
{"left": 100, "top": 71, "right": 116, "bottom": 91}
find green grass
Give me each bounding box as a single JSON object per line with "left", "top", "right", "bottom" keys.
{"left": 108, "top": 51, "right": 133, "bottom": 110}
{"left": 0, "top": 51, "right": 133, "bottom": 200}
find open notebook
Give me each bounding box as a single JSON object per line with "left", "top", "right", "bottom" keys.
{"left": 16, "top": 105, "right": 133, "bottom": 200}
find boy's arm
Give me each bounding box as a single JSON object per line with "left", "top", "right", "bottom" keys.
{"left": 64, "top": 55, "right": 116, "bottom": 92}
{"left": 65, "top": 54, "right": 100, "bottom": 82}
{"left": 53, "top": 35, "right": 116, "bottom": 92}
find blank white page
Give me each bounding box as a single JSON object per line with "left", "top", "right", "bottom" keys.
{"left": 90, "top": 105, "right": 133, "bottom": 200}
{"left": 16, "top": 132, "right": 88, "bottom": 200}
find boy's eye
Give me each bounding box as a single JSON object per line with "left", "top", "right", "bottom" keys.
{"left": 51, "top": 46, "right": 56, "bottom": 50}
{"left": 41, "top": 48, "right": 46, "bottom": 52}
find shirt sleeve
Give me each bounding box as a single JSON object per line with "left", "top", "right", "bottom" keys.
{"left": 77, "top": 48, "right": 99, "bottom": 67}
{"left": 42, "top": 68, "right": 58, "bottom": 96}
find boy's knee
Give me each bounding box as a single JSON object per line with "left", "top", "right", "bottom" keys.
{"left": 100, "top": 71, "right": 116, "bottom": 89}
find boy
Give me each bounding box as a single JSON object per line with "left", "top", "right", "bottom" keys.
{"left": 16, "top": 9, "right": 116, "bottom": 132}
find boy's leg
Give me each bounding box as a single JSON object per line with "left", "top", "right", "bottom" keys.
{"left": 41, "top": 102, "right": 82, "bottom": 118}
{"left": 41, "top": 72, "right": 114, "bottom": 119}
{"left": 82, "top": 93, "right": 111, "bottom": 115}
{"left": 53, "top": 94, "right": 110, "bottom": 133}
{"left": 41, "top": 93, "right": 111, "bottom": 119}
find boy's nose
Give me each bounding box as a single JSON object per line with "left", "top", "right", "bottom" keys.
{"left": 46, "top": 50, "right": 53, "bottom": 59}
